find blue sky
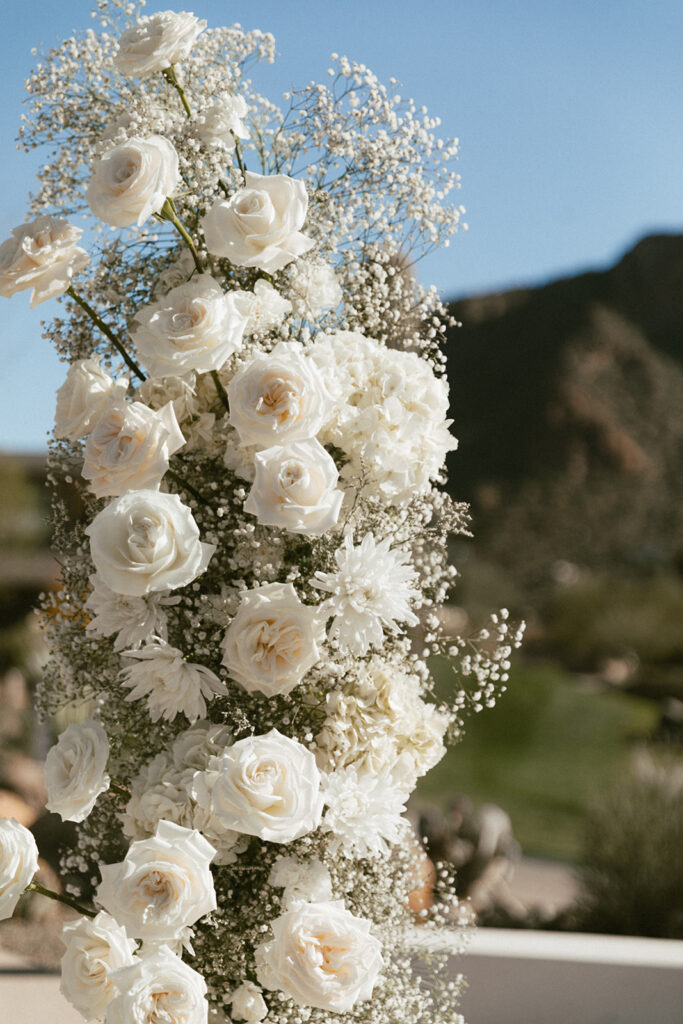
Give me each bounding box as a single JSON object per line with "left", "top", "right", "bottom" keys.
{"left": 1, "top": 0, "right": 682, "bottom": 451}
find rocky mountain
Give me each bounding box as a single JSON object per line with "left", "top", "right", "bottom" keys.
{"left": 445, "top": 233, "right": 683, "bottom": 593}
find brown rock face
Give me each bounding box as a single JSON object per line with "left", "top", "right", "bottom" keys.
{"left": 445, "top": 233, "right": 683, "bottom": 591}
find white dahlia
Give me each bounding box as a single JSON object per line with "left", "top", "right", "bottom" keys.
{"left": 313, "top": 532, "right": 419, "bottom": 655}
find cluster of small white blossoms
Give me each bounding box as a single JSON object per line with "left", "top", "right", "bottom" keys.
{"left": 0, "top": 4, "right": 519, "bottom": 1023}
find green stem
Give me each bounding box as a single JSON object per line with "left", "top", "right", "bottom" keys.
{"left": 162, "top": 65, "right": 192, "bottom": 118}
{"left": 159, "top": 199, "right": 204, "bottom": 275}
{"left": 27, "top": 882, "right": 96, "bottom": 919}
{"left": 231, "top": 132, "right": 247, "bottom": 184}
{"left": 67, "top": 288, "right": 146, "bottom": 382}
{"left": 210, "top": 369, "right": 230, "bottom": 414}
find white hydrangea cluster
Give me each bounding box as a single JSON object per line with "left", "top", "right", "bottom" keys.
{"left": 0, "top": 5, "right": 524, "bottom": 1024}
{"left": 310, "top": 330, "right": 458, "bottom": 504}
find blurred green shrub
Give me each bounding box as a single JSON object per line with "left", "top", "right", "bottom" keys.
{"left": 575, "top": 749, "right": 683, "bottom": 938}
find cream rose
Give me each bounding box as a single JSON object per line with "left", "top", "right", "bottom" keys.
{"left": 86, "top": 489, "right": 214, "bottom": 596}
{"left": 191, "top": 730, "right": 323, "bottom": 844}
{"left": 132, "top": 275, "right": 247, "bottom": 377}
{"left": 197, "top": 94, "right": 249, "bottom": 149}
{"left": 202, "top": 171, "right": 314, "bottom": 273}
{"left": 0, "top": 818, "right": 39, "bottom": 920}
{"left": 82, "top": 400, "right": 185, "bottom": 497}
{"left": 86, "top": 136, "right": 179, "bottom": 228}
{"left": 114, "top": 11, "right": 207, "bottom": 78}
{"left": 289, "top": 261, "right": 342, "bottom": 319}
{"left": 45, "top": 718, "right": 111, "bottom": 823}
{"left": 54, "top": 358, "right": 129, "bottom": 442}
{"left": 221, "top": 582, "right": 323, "bottom": 697}
{"left": 60, "top": 912, "right": 137, "bottom": 1021}
{"left": 230, "top": 982, "right": 268, "bottom": 1022}
{"left": 0, "top": 215, "right": 88, "bottom": 308}
{"left": 228, "top": 342, "right": 329, "bottom": 448}
{"left": 244, "top": 439, "right": 343, "bottom": 536}
{"left": 106, "top": 946, "right": 208, "bottom": 1024}
{"left": 255, "top": 900, "right": 383, "bottom": 1012}
{"left": 97, "top": 820, "right": 216, "bottom": 943}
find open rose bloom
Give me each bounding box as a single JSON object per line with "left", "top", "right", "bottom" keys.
{"left": 0, "top": 7, "right": 525, "bottom": 1024}
{"left": 0, "top": 215, "right": 88, "bottom": 307}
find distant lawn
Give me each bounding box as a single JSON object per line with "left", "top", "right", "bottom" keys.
{"left": 416, "top": 660, "right": 659, "bottom": 861}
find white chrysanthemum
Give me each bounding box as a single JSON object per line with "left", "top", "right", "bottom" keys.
{"left": 197, "top": 93, "right": 249, "bottom": 149}
{"left": 312, "top": 532, "right": 419, "bottom": 655}
{"left": 321, "top": 767, "right": 409, "bottom": 857}
{"left": 268, "top": 855, "right": 333, "bottom": 908}
{"left": 121, "top": 641, "right": 227, "bottom": 723}
{"left": 310, "top": 330, "right": 457, "bottom": 504}
{"left": 85, "top": 574, "right": 177, "bottom": 651}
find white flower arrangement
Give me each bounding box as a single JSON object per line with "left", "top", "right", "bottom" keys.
{"left": 0, "top": 4, "right": 526, "bottom": 1022}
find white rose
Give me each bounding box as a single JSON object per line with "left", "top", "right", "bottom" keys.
{"left": 86, "top": 136, "right": 179, "bottom": 228}
{"left": 60, "top": 912, "right": 137, "bottom": 1021}
{"left": 289, "top": 261, "right": 342, "bottom": 319}
{"left": 0, "top": 818, "right": 39, "bottom": 920}
{"left": 54, "top": 358, "right": 129, "bottom": 442}
{"left": 45, "top": 718, "right": 110, "bottom": 823}
{"left": 244, "top": 439, "right": 343, "bottom": 536}
{"left": 227, "top": 342, "right": 330, "bottom": 448}
{"left": 191, "top": 730, "right": 323, "bottom": 844}
{"left": 132, "top": 274, "right": 247, "bottom": 377}
{"left": 197, "top": 94, "right": 249, "bottom": 149}
{"left": 97, "top": 820, "right": 216, "bottom": 943}
{"left": 0, "top": 215, "right": 88, "bottom": 308}
{"left": 255, "top": 900, "right": 383, "bottom": 1012}
{"left": 114, "top": 11, "right": 207, "bottom": 78}
{"left": 121, "top": 641, "right": 227, "bottom": 724}
{"left": 106, "top": 945, "right": 208, "bottom": 1024}
{"left": 230, "top": 981, "right": 268, "bottom": 1022}
{"left": 82, "top": 401, "right": 185, "bottom": 497}
{"left": 233, "top": 279, "right": 292, "bottom": 335}
{"left": 202, "top": 171, "right": 314, "bottom": 274}
{"left": 221, "top": 582, "right": 323, "bottom": 697}
{"left": 86, "top": 490, "right": 214, "bottom": 596}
